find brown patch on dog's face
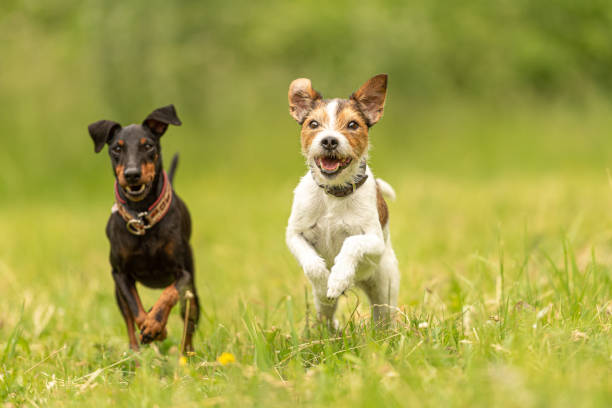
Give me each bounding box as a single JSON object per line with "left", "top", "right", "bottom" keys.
{"left": 376, "top": 184, "right": 389, "bottom": 227}
{"left": 115, "top": 164, "right": 126, "bottom": 187}
{"left": 335, "top": 100, "right": 369, "bottom": 159}
{"left": 299, "top": 99, "right": 327, "bottom": 154}
{"left": 140, "top": 159, "right": 157, "bottom": 185}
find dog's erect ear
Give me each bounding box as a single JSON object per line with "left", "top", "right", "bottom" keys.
{"left": 88, "top": 120, "right": 121, "bottom": 153}
{"left": 142, "top": 104, "right": 182, "bottom": 137}
{"left": 350, "top": 74, "right": 388, "bottom": 126}
{"left": 288, "top": 78, "right": 322, "bottom": 124}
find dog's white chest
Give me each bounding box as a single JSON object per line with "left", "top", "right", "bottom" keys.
{"left": 301, "top": 204, "right": 365, "bottom": 266}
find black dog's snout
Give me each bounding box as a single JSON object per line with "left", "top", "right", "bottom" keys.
{"left": 321, "top": 136, "right": 339, "bottom": 150}
{"left": 124, "top": 167, "right": 141, "bottom": 184}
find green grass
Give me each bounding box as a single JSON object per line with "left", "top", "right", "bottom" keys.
{"left": 3, "top": 2, "right": 612, "bottom": 406}
{"left": 2, "top": 105, "right": 612, "bottom": 407}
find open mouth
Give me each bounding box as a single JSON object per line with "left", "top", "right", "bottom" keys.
{"left": 315, "top": 155, "right": 352, "bottom": 176}
{"left": 122, "top": 183, "right": 150, "bottom": 200}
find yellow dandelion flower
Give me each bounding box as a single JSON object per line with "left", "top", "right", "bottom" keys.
{"left": 179, "top": 356, "right": 188, "bottom": 366}
{"left": 217, "top": 352, "right": 236, "bottom": 365}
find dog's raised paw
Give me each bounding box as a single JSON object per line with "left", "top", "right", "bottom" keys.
{"left": 139, "top": 316, "right": 168, "bottom": 344}
{"left": 326, "top": 277, "right": 349, "bottom": 300}
{"left": 326, "top": 287, "right": 344, "bottom": 302}
{"left": 326, "top": 264, "right": 353, "bottom": 300}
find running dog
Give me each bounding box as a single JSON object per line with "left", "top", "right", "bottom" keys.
{"left": 88, "top": 105, "right": 199, "bottom": 351}
{"left": 286, "top": 74, "right": 399, "bottom": 326}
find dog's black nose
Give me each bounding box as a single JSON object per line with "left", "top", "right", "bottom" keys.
{"left": 321, "top": 136, "right": 339, "bottom": 150}
{"left": 124, "top": 167, "right": 141, "bottom": 184}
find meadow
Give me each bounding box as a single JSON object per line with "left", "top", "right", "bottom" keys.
{"left": 2, "top": 1, "right": 612, "bottom": 407}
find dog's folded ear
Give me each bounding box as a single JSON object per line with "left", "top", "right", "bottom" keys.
{"left": 288, "top": 78, "right": 322, "bottom": 124}
{"left": 88, "top": 120, "right": 121, "bottom": 153}
{"left": 143, "top": 104, "right": 182, "bottom": 137}
{"left": 351, "top": 74, "right": 388, "bottom": 126}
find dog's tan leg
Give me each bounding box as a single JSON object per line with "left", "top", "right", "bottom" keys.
{"left": 139, "top": 284, "right": 179, "bottom": 344}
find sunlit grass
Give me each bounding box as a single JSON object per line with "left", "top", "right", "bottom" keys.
{"left": 1, "top": 162, "right": 612, "bottom": 406}
{"left": 2, "top": 1, "right": 612, "bottom": 405}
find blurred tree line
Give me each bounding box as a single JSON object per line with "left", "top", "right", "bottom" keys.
{"left": 2, "top": 0, "right": 611, "bottom": 113}
{"left": 1, "top": 0, "right": 612, "bottom": 196}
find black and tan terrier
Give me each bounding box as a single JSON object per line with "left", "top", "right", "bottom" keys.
{"left": 88, "top": 105, "right": 199, "bottom": 351}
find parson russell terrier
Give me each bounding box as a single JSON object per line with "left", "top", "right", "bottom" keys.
{"left": 286, "top": 74, "right": 400, "bottom": 326}
{"left": 88, "top": 105, "right": 199, "bottom": 351}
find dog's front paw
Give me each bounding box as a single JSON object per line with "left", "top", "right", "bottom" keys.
{"left": 326, "top": 264, "right": 353, "bottom": 300}
{"left": 139, "top": 314, "right": 168, "bottom": 344}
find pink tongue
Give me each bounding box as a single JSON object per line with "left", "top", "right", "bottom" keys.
{"left": 320, "top": 157, "right": 340, "bottom": 170}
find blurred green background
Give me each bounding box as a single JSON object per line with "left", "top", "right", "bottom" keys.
{"left": 2, "top": 0, "right": 612, "bottom": 202}
{"left": 2, "top": 1, "right": 612, "bottom": 406}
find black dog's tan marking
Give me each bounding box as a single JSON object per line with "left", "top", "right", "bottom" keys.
{"left": 88, "top": 105, "right": 200, "bottom": 351}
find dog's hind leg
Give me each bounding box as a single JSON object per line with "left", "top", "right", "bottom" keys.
{"left": 179, "top": 283, "right": 200, "bottom": 353}
{"left": 178, "top": 247, "right": 200, "bottom": 352}
{"left": 360, "top": 249, "right": 399, "bottom": 325}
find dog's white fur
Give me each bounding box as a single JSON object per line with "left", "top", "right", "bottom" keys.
{"left": 286, "top": 76, "right": 400, "bottom": 325}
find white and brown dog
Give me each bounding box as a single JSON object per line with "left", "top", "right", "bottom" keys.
{"left": 286, "top": 74, "right": 399, "bottom": 326}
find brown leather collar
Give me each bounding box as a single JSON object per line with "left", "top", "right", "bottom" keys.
{"left": 113, "top": 171, "right": 173, "bottom": 236}
{"left": 315, "top": 160, "right": 368, "bottom": 198}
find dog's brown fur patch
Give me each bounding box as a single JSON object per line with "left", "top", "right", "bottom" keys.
{"left": 164, "top": 241, "right": 174, "bottom": 257}
{"left": 115, "top": 164, "right": 126, "bottom": 187}
{"left": 350, "top": 74, "right": 388, "bottom": 126}
{"left": 141, "top": 161, "right": 156, "bottom": 184}
{"left": 336, "top": 102, "right": 369, "bottom": 158}
{"left": 376, "top": 184, "right": 389, "bottom": 227}
{"left": 300, "top": 100, "right": 327, "bottom": 153}
{"left": 289, "top": 78, "right": 322, "bottom": 123}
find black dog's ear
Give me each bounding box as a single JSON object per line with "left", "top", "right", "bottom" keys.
{"left": 142, "top": 104, "right": 182, "bottom": 137}
{"left": 88, "top": 120, "right": 121, "bottom": 153}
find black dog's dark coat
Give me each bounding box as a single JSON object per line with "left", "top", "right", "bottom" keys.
{"left": 89, "top": 105, "right": 199, "bottom": 351}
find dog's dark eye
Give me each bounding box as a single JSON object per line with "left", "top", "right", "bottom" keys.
{"left": 309, "top": 120, "right": 319, "bottom": 129}
{"left": 112, "top": 146, "right": 122, "bottom": 154}
{"left": 347, "top": 121, "right": 359, "bottom": 130}
{"left": 144, "top": 143, "right": 154, "bottom": 151}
